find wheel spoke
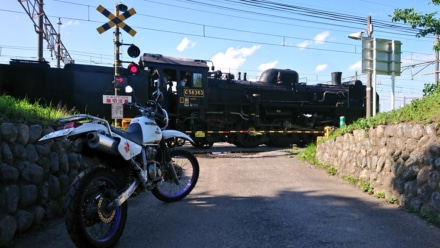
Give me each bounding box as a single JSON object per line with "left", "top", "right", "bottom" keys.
{"left": 152, "top": 150, "right": 199, "bottom": 202}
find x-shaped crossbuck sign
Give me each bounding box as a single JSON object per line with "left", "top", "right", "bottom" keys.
{"left": 96, "top": 5, "right": 137, "bottom": 36}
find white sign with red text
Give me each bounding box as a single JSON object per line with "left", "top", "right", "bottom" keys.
{"left": 103, "top": 95, "right": 132, "bottom": 119}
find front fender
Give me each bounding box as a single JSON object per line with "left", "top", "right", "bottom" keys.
{"left": 162, "top": 130, "right": 194, "bottom": 144}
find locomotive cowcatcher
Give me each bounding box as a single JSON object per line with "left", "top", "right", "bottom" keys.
{"left": 127, "top": 53, "right": 369, "bottom": 148}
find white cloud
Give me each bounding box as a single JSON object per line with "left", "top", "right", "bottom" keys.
{"left": 297, "top": 31, "right": 330, "bottom": 49}
{"left": 177, "top": 37, "right": 196, "bottom": 52}
{"left": 313, "top": 31, "right": 330, "bottom": 44}
{"left": 316, "top": 64, "right": 328, "bottom": 72}
{"left": 258, "top": 60, "right": 278, "bottom": 72}
{"left": 62, "top": 20, "right": 80, "bottom": 27}
{"left": 297, "top": 40, "right": 311, "bottom": 50}
{"left": 349, "top": 61, "right": 362, "bottom": 71}
{"left": 211, "top": 45, "right": 261, "bottom": 72}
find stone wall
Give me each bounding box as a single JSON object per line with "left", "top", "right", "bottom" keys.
{"left": 316, "top": 123, "right": 440, "bottom": 216}
{"left": 0, "top": 122, "right": 85, "bottom": 243}
{"left": 3, "top": 121, "right": 440, "bottom": 242}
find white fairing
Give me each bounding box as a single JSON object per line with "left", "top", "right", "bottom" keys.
{"left": 162, "top": 130, "right": 194, "bottom": 144}
{"left": 129, "top": 116, "right": 162, "bottom": 144}
{"left": 115, "top": 135, "right": 143, "bottom": 160}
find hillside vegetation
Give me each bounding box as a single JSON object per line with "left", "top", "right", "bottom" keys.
{"left": 0, "top": 94, "right": 75, "bottom": 125}
{"left": 330, "top": 84, "right": 440, "bottom": 139}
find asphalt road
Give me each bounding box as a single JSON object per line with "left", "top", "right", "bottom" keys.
{"left": 13, "top": 146, "right": 440, "bottom": 248}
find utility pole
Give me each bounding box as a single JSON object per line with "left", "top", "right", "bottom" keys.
{"left": 365, "top": 16, "right": 373, "bottom": 118}
{"left": 436, "top": 34, "right": 439, "bottom": 85}
{"left": 19, "top": 0, "right": 74, "bottom": 64}
{"left": 37, "top": 0, "right": 44, "bottom": 62}
{"left": 57, "top": 18, "right": 62, "bottom": 68}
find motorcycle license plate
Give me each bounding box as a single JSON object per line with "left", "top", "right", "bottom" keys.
{"left": 39, "top": 128, "right": 74, "bottom": 141}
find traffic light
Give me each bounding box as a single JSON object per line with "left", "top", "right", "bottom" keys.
{"left": 127, "top": 62, "right": 139, "bottom": 75}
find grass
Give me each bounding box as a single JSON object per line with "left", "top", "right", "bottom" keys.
{"left": 0, "top": 94, "right": 75, "bottom": 125}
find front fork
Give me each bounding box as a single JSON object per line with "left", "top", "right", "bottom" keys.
{"left": 160, "top": 139, "right": 180, "bottom": 185}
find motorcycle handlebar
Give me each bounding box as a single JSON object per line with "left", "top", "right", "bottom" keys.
{"left": 123, "top": 101, "right": 168, "bottom": 129}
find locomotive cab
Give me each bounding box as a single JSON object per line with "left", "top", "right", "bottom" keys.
{"left": 139, "top": 53, "right": 210, "bottom": 129}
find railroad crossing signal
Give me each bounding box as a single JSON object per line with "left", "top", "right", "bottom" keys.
{"left": 96, "top": 4, "right": 137, "bottom": 36}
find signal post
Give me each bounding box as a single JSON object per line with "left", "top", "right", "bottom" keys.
{"left": 96, "top": 3, "right": 140, "bottom": 126}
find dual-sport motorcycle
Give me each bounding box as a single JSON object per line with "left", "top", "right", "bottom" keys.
{"left": 39, "top": 81, "right": 199, "bottom": 247}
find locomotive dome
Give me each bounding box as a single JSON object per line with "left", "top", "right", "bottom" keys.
{"left": 259, "top": 68, "right": 299, "bottom": 85}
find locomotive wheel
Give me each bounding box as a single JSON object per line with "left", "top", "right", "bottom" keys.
{"left": 166, "top": 138, "right": 186, "bottom": 148}
{"left": 299, "top": 133, "right": 316, "bottom": 147}
{"left": 267, "top": 119, "right": 300, "bottom": 147}
{"left": 192, "top": 139, "right": 214, "bottom": 149}
{"left": 235, "top": 126, "right": 266, "bottom": 148}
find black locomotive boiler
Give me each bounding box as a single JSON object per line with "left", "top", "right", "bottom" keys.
{"left": 136, "top": 53, "right": 368, "bottom": 148}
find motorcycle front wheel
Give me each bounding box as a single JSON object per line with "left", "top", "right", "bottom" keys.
{"left": 152, "top": 149, "right": 199, "bottom": 202}
{"left": 65, "top": 166, "right": 128, "bottom": 247}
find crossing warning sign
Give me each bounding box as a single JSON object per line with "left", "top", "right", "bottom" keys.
{"left": 96, "top": 4, "right": 137, "bottom": 36}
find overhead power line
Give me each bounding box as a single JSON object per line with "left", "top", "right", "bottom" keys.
{"left": 180, "top": 0, "right": 424, "bottom": 37}
{"left": 2, "top": 0, "right": 436, "bottom": 68}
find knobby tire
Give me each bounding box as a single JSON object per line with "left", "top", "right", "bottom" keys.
{"left": 65, "top": 166, "right": 128, "bottom": 248}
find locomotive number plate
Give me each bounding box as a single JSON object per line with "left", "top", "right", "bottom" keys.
{"left": 184, "top": 89, "right": 204, "bottom": 97}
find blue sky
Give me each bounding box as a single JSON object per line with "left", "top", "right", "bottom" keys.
{"left": 1, "top": 0, "right": 438, "bottom": 112}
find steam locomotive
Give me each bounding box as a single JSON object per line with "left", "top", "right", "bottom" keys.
{"left": 127, "top": 53, "right": 368, "bottom": 148}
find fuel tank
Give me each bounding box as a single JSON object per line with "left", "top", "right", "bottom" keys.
{"left": 127, "top": 116, "right": 162, "bottom": 145}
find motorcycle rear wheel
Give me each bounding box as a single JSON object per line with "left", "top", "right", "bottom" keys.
{"left": 65, "top": 166, "right": 128, "bottom": 247}
{"left": 152, "top": 149, "right": 199, "bottom": 202}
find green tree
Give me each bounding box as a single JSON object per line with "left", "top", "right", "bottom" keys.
{"left": 391, "top": 0, "right": 440, "bottom": 50}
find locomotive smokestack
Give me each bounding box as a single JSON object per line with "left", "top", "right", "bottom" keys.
{"left": 244, "top": 72, "right": 247, "bottom": 81}
{"left": 331, "top": 72, "right": 342, "bottom": 85}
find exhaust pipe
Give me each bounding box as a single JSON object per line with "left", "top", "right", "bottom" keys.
{"left": 87, "top": 132, "right": 119, "bottom": 155}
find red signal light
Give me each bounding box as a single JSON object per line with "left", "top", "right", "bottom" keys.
{"left": 128, "top": 63, "right": 139, "bottom": 75}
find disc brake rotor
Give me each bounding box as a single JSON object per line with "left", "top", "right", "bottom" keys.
{"left": 97, "top": 197, "right": 116, "bottom": 223}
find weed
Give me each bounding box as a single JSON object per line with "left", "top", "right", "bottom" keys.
{"left": 343, "top": 175, "right": 357, "bottom": 185}
{"left": 360, "top": 181, "right": 374, "bottom": 194}
{"left": 327, "top": 166, "right": 337, "bottom": 176}
{"left": 420, "top": 210, "right": 440, "bottom": 226}
{"left": 375, "top": 192, "right": 385, "bottom": 198}
{"left": 386, "top": 198, "right": 397, "bottom": 204}
{"left": 298, "top": 143, "right": 317, "bottom": 163}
